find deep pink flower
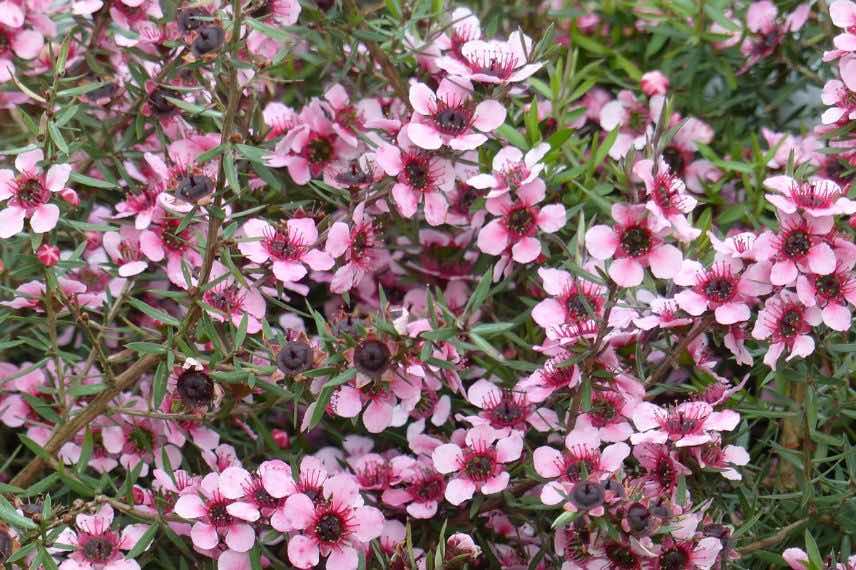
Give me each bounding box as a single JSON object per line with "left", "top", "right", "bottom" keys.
{"left": 633, "top": 158, "right": 700, "bottom": 242}
{"left": 36, "top": 243, "right": 60, "bottom": 267}
{"left": 796, "top": 261, "right": 856, "bottom": 331}
{"left": 640, "top": 70, "right": 669, "bottom": 96}
{"left": 585, "top": 203, "right": 683, "bottom": 287}
{"left": 375, "top": 140, "right": 454, "bottom": 226}
{"left": 633, "top": 442, "right": 692, "bottom": 497}
{"left": 173, "top": 467, "right": 260, "bottom": 554}
{"left": 0, "top": 149, "right": 70, "bottom": 238}
{"left": 381, "top": 457, "right": 446, "bottom": 519}
{"left": 753, "top": 213, "right": 837, "bottom": 285}
{"left": 651, "top": 537, "right": 723, "bottom": 570}
{"left": 752, "top": 290, "right": 822, "bottom": 369}
{"left": 406, "top": 78, "right": 506, "bottom": 150}
{"left": 432, "top": 425, "right": 522, "bottom": 505}
{"left": 238, "top": 217, "right": 333, "bottom": 284}
{"left": 477, "top": 179, "right": 565, "bottom": 262}
{"left": 282, "top": 474, "right": 384, "bottom": 570}
{"left": 674, "top": 259, "right": 770, "bottom": 324}
{"left": 56, "top": 505, "right": 150, "bottom": 570}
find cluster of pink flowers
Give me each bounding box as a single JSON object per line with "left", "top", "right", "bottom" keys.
{"left": 0, "top": 0, "right": 849, "bottom": 568}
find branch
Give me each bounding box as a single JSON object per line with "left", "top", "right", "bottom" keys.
{"left": 646, "top": 314, "right": 714, "bottom": 386}
{"left": 737, "top": 517, "right": 809, "bottom": 555}
{"left": 9, "top": 353, "right": 160, "bottom": 488}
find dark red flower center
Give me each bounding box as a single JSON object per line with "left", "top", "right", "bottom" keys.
{"left": 505, "top": 206, "right": 536, "bottom": 237}
{"left": 778, "top": 308, "right": 803, "bottom": 338}
{"left": 304, "top": 135, "right": 335, "bottom": 168}
{"left": 411, "top": 472, "right": 445, "bottom": 502}
{"left": 265, "top": 228, "right": 307, "bottom": 260}
{"left": 620, "top": 226, "right": 652, "bottom": 257}
{"left": 815, "top": 274, "right": 841, "bottom": 299}
{"left": 15, "top": 178, "right": 49, "bottom": 209}
{"left": 660, "top": 547, "right": 690, "bottom": 570}
{"left": 466, "top": 50, "right": 518, "bottom": 79}
{"left": 314, "top": 513, "right": 344, "bottom": 542}
{"left": 463, "top": 451, "right": 496, "bottom": 481}
{"left": 782, "top": 230, "right": 811, "bottom": 258}
{"left": 82, "top": 536, "right": 114, "bottom": 562}
{"left": 606, "top": 543, "right": 639, "bottom": 569}
{"left": 432, "top": 99, "right": 474, "bottom": 136}
{"left": 208, "top": 499, "right": 234, "bottom": 527}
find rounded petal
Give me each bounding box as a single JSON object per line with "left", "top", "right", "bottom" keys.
{"left": 477, "top": 219, "right": 509, "bottom": 255}
{"left": 608, "top": 257, "right": 644, "bottom": 287}
{"left": 45, "top": 164, "right": 72, "bottom": 193}
{"left": 444, "top": 477, "right": 476, "bottom": 505}
{"left": 190, "top": 522, "right": 219, "bottom": 550}
{"left": 287, "top": 535, "right": 320, "bottom": 570}
{"left": 473, "top": 100, "right": 507, "bottom": 132}
{"left": 30, "top": 204, "right": 60, "bottom": 233}
{"left": 224, "top": 523, "right": 255, "bottom": 553}
{"left": 648, "top": 244, "right": 683, "bottom": 279}
{"left": 584, "top": 225, "right": 619, "bottom": 259}
{"left": 0, "top": 206, "right": 26, "bottom": 238}
{"left": 432, "top": 443, "right": 463, "bottom": 474}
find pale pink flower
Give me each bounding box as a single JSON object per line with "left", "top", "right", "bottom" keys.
{"left": 436, "top": 31, "right": 543, "bottom": 85}
{"left": 599, "top": 90, "right": 664, "bottom": 159}
{"left": 102, "top": 226, "right": 148, "bottom": 277}
{"left": 796, "top": 261, "right": 856, "bottom": 331}
{"left": 764, "top": 175, "right": 856, "bottom": 217}
{"left": 585, "top": 203, "right": 683, "bottom": 287}
{"left": 0, "top": 149, "right": 70, "bottom": 238}
{"left": 831, "top": 0, "right": 856, "bottom": 52}
{"left": 202, "top": 262, "right": 266, "bottom": 334}
{"left": 238, "top": 217, "right": 333, "bottom": 285}
{"left": 691, "top": 437, "right": 750, "bottom": 480}
{"left": 0, "top": 22, "right": 43, "bottom": 82}
{"left": 56, "top": 505, "right": 150, "bottom": 570}
{"left": 516, "top": 353, "right": 581, "bottom": 403}
{"left": 460, "top": 379, "right": 559, "bottom": 433}
{"left": 406, "top": 78, "right": 506, "bottom": 151}
{"left": 467, "top": 143, "right": 550, "bottom": 198}
{"left": 531, "top": 267, "right": 606, "bottom": 332}
{"left": 630, "top": 400, "right": 740, "bottom": 447}
{"left": 432, "top": 425, "right": 522, "bottom": 505}
{"left": 381, "top": 457, "right": 446, "bottom": 519}
{"left": 375, "top": 140, "right": 455, "bottom": 226}
{"left": 477, "top": 179, "right": 565, "bottom": 263}
{"left": 533, "top": 436, "right": 629, "bottom": 506}
{"left": 139, "top": 213, "right": 202, "bottom": 288}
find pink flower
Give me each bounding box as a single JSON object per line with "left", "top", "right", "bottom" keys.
{"left": 517, "top": 353, "right": 581, "bottom": 403}
{"left": 673, "top": 260, "right": 770, "bottom": 325}
{"left": 585, "top": 203, "right": 683, "bottom": 287}
{"left": 531, "top": 267, "right": 606, "bottom": 331}
{"left": 633, "top": 296, "right": 693, "bottom": 330}
{"left": 633, "top": 442, "right": 693, "bottom": 497}
{"left": 436, "top": 31, "right": 543, "bottom": 85}
{"left": 796, "top": 262, "right": 856, "bottom": 331}
{"left": 652, "top": 537, "right": 723, "bottom": 570}
{"left": 432, "top": 425, "right": 522, "bottom": 505}
{"left": 0, "top": 22, "right": 43, "bottom": 82}
{"left": 406, "top": 78, "right": 506, "bottom": 151}
{"left": 173, "top": 467, "right": 260, "bottom": 554}
{"left": 264, "top": 100, "right": 356, "bottom": 185}
{"left": 467, "top": 143, "right": 550, "bottom": 198}
{"left": 533, "top": 437, "right": 629, "bottom": 506}
{"left": 831, "top": 0, "right": 856, "bottom": 52}
{"left": 753, "top": 213, "right": 837, "bottom": 285}
{"left": 375, "top": 141, "right": 454, "bottom": 226}
{"left": 461, "top": 379, "right": 559, "bottom": 433}
{"left": 640, "top": 70, "right": 669, "bottom": 95}
{"left": 599, "top": 90, "right": 664, "bottom": 159}
{"left": 202, "top": 262, "right": 266, "bottom": 333}
{"left": 752, "top": 291, "right": 822, "bottom": 369}
{"left": 381, "top": 457, "right": 446, "bottom": 519}
{"left": 139, "top": 213, "right": 202, "bottom": 288}
{"left": 633, "top": 158, "right": 700, "bottom": 242}
{"left": 238, "top": 217, "right": 333, "bottom": 285}
{"left": 477, "top": 179, "right": 565, "bottom": 262}
{"left": 764, "top": 175, "right": 856, "bottom": 217}
{"left": 630, "top": 400, "right": 740, "bottom": 447}
{"left": 691, "top": 437, "right": 750, "bottom": 480}
{"left": 282, "top": 474, "right": 384, "bottom": 570}
{"left": 102, "top": 226, "right": 148, "bottom": 277}
{"left": 741, "top": 1, "right": 809, "bottom": 70}
{"left": 55, "top": 504, "right": 150, "bottom": 570}
{"left": 0, "top": 149, "right": 70, "bottom": 238}
{"left": 325, "top": 203, "right": 388, "bottom": 293}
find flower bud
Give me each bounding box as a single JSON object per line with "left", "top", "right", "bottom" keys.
{"left": 36, "top": 244, "right": 60, "bottom": 267}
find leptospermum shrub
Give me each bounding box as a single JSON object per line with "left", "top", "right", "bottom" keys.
{"left": 1, "top": 0, "right": 856, "bottom": 568}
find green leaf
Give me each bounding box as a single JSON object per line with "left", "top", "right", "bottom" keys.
{"left": 48, "top": 122, "right": 69, "bottom": 154}
{"left": 127, "top": 297, "right": 180, "bottom": 327}
{"left": 496, "top": 124, "right": 529, "bottom": 150}
{"left": 70, "top": 172, "right": 119, "bottom": 189}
